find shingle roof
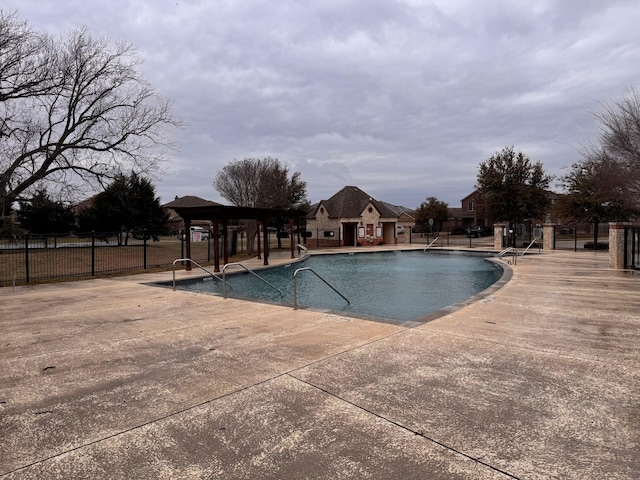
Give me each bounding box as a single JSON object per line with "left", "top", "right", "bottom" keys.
{"left": 163, "top": 196, "right": 223, "bottom": 209}
{"left": 313, "top": 186, "right": 397, "bottom": 219}
{"left": 380, "top": 201, "right": 415, "bottom": 217}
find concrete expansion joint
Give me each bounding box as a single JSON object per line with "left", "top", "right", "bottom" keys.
{"left": 286, "top": 372, "right": 522, "bottom": 480}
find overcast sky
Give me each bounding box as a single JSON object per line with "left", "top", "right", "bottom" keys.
{"left": 4, "top": 0, "right": 639, "bottom": 208}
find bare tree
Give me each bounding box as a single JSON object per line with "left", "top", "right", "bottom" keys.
{"left": 0, "top": 13, "right": 181, "bottom": 217}
{"left": 560, "top": 149, "right": 638, "bottom": 224}
{"left": 592, "top": 86, "right": 640, "bottom": 198}
{"left": 0, "top": 11, "right": 55, "bottom": 104}
{"left": 558, "top": 87, "right": 640, "bottom": 232}
{"left": 213, "top": 157, "right": 307, "bottom": 209}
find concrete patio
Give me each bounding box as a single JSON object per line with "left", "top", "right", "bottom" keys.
{"left": 1, "top": 247, "right": 639, "bottom": 479}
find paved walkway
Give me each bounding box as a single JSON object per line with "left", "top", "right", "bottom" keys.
{"left": 1, "top": 247, "right": 639, "bottom": 479}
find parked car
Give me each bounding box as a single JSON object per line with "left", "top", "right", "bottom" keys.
{"left": 466, "top": 226, "right": 492, "bottom": 238}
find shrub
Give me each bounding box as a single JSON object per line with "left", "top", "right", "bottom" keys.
{"left": 584, "top": 242, "right": 609, "bottom": 250}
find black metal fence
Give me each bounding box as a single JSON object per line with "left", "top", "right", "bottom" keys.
{"left": 625, "top": 226, "right": 640, "bottom": 269}
{"left": 554, "top": 224, "right": 610, "bottom": 251}
{"left": 0, "top": 231, "right": 213, "bottom": 287}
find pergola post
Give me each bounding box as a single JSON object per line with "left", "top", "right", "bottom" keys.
{"left": 289, "top": 218, "right": 295, "bottom": 258}
{"left": 222, "top": 219, "right": 229, "bottom": 266}
{"left": 184, "top": 219, "right": 192, "bottom": 270}
{"left": 213, "top": 221, "right": 220, "bottom": 272}
{"left": 263, "top": 218, "right": 269, "bottom": 265}
{"left": 256, "top": 220, "right": 261, "bottom": 260}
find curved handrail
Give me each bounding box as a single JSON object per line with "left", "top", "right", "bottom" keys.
{"left": 172, "top": 258, "right": 227, "bottom": 291}
{"left": 293, "top": 267, "right": 350, "bottom": 310}
{"left": 497, "top": 247, "right": 518, "bottom": 265}
{"left": 222, "top": 262, "right": 283, "bottom": 299}
{"left": 423, "top": 236, "right": 441, "bottom": 251}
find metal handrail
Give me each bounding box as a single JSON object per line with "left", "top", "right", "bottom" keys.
{"left": 497, "top": 247, "right": 518, "bottom": 265}
{"left": 423, "top": 236, "right": 441, "bottom": 251}
{"left": 222, "top": 262, "right": 283, "bottom": 299}
{"left": 521, "top": 237, "right": 541, "bottom": 255}
{"left": 293, "top": 267, "right": 350, "bottom": 310}
{"left": 172, "top": 258, "right": 227, "bottom": 291}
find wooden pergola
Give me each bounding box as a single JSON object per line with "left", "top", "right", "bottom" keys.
{"left": 163, "top": 196, "right": 308, "bottom": 272}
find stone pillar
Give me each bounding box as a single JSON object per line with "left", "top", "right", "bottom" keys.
{"left": 494, "top": 223, "right": 506, "bottom": 250}
{"left": 609, "top": 222, "right": 630, "bottom": 269}
{"left": 543, "top": 224, "right": 555, "bottom": 251}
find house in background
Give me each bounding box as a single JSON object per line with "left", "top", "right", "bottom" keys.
{"left": 306, "top": 186, "right": 408, "bottom": 246}
{"left": 444, "top": 190, "right": 488, "bottom": 233}
{"left": 445, "top": 189, "right": 565, "bottom": 244}
{"left": 380, "top": 201, "right": 416, "bottom": 242}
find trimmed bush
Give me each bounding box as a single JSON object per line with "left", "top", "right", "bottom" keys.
{"left": 584, "top": 242, "right": 609, "bottom": 250}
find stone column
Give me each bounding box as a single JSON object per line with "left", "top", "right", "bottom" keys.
{"left": 543, "top": 224, "right": 555, "bottom": 251}
{"left": 494, "top": 223, "right": 506, "bottom": 250}
{"left": 609, "top": 222, "right": 630, "bottom": 269}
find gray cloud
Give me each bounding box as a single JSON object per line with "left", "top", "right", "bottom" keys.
{"left": 3, "top": 0, "right": 639, "bottom": 208}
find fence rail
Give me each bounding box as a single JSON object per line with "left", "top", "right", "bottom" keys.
{"left": 0, "top": 231, "right": 212, "bottom": 287}
{"left": 553, "top": 224, "right": 610, "bottom": 251}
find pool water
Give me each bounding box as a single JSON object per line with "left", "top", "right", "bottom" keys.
{"left": 172, "top": 250, "right": 503, "bottom": 324}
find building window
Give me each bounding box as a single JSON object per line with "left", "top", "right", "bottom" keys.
{"left": 468, "top": 202, "right": 474, "bottom": 211}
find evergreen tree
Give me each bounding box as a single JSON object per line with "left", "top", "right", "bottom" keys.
{"left": 77, "top": 173, "right": 167, "bottom": 244}
{"left": 17, "top": 190, "right": 75, "bottom": 234}
{"left": 476, "top": 147, "right": 552, "bottom": 245}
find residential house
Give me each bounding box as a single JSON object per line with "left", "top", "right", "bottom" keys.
{"left": 444, "top": 190, "right": 488, "bottom": 233}
{"left": 306, "top": 186, "right": 404, "bottom": 246}
{"left": 446, "top": 189, "right": 564, "bottom": 243}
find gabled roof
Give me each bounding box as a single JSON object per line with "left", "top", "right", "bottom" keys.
{"left": 380, "top": 201, "right": 415, "bottom": 218}
{"left": 311, "top": 186, "right": 397, "bottom": 219}
{"left": 163, "top": 196, "right": 223, "bottom": 209}
{"left": 460, "top": 189, "right": 481, "bottom": 203}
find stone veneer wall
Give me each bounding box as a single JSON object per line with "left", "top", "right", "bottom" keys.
{"left": 494, "top": 224, "right": 506, "bottom": 250}
{"left": 608, "top": 222, "right": 640, "bottom": 269}
{"left": 543, "top": 224, "right": 556, "bottom": 251}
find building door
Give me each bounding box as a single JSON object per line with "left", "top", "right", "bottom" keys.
{"left": 343, "top": 223, "right": 356, "bottom": 246}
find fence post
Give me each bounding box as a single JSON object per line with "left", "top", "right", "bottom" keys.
{"left": 143, "top": 231, "right": 148, "bottom": 269}
{"left": 25, "top": 234, "right": 30, "bottom": 283}
{"left": 91, "top": 232, "right": 96, "bottom": 276}
{"left": 609, "top": 222, "right": 630, "bottom": 269}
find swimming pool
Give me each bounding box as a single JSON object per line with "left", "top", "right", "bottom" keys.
{"left": 169, "top": 250, "right": 504, "bottom": 324}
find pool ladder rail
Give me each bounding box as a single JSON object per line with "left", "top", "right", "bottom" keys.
{"left": 423, "top": 237, "right": 441, "bottom": 251}
{"left": 293, "top": 267, "right": 350, "bottom": 310}
{"left": 497, "top": 238, "right": 541, "bottom": 265}
{"left": 172, "top": 258, "right": 228, "bottom": 291}
{"left": 221, "top": 262, "right": 283, "bottom": 299}
{"left": 172, "top": 257, "right": 350, "bottom": 311}
{"left": 498, "top": 247, "right": 518, "bottom": 265}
